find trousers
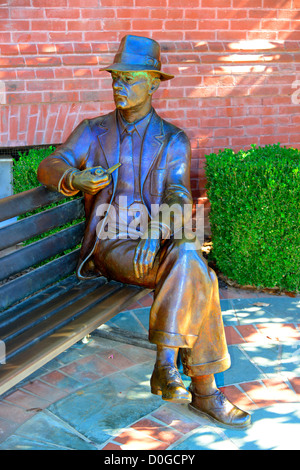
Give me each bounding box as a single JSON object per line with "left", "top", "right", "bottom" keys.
{"left": 93, "top": 231, "right": 231, "bottom": 377}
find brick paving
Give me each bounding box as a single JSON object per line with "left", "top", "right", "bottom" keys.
{"left": 0, "top": 286, "right": 299, "bottom": 450}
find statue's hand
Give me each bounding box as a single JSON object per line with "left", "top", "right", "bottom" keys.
{"left": 133, "top": 229, "right": 161, "bottom": 279}
{"left": 72, "top": 167, "right": 112, "bottom": 195}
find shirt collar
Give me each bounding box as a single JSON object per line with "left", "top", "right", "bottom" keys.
{"left": 117, "top": 108, "right": 153, "bottom": 139}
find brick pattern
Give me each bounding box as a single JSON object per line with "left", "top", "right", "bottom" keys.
{"left": 102, "top": 371, "right": 300, "bottom": 449}
{"left": 1, "top": 358, "right": 299, "bottom": 448}
{"left": 0, "top": 317, "right": 299, "bottom": 448}
{"left": 1, "top": 1, "right": 300, "bottom": 199}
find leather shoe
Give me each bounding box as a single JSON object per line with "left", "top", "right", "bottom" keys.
{"left": 189, "top": 387, "right": 251, "bottom": 429}
{"left": 151, "top": 364, "right": 192, "bottom": 403}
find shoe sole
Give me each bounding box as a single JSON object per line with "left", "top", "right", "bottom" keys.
{"left": 151, "top": 387, "right": 192, "bottom": 404}
{"left": 188, "top": 403, "right": 252, "bottom": 430}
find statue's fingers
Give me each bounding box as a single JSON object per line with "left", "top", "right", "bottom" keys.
{"left": 99, "top": 179, "right": 111, "bottom": 189}
{"left": 147, "top": 252, "right": 156, "bottom": 273}
{"left": 133, "top": 245, "right": 142, "bottom": 278}
{"left": 92, "top": 173, "right": 109, "bottom": 183}
{"left": 141, "top": 250, "right": 153, "bottom": 276}
{"left": 139, "top": 243, "right": 151, "bottom": 278}
{"left": 139, "top": 253, "right": 146, "bottom": 278}
{"left": 83, "top": 186, "right": 99, "bottom": 195}
{"left": 142, "top": 260, "right": 150, "bottom": 277}
{"left": 91, "top": 176, "right": 111, "bottom": 189}
{"left": 139, "top": 243, "right": 152, "bottom": 277}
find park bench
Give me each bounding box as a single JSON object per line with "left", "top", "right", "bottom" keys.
{"left": 0, "top": 186, "right": 150, "bottom": 396}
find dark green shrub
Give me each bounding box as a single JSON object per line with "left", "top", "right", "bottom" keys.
{"left": 13, "top": 147, "right": 83, "bottom": 265}
{"left": 205, "top": 144, "right": 300, "bottom": 292}
{"left": 13, "top": 146, "right": 56, "bottom": 195}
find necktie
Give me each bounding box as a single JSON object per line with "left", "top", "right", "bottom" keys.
{"left": 115, "top": 121, "right": 148, "bottom": 238}
{"left": 118, "top": 124, "right": 135, "bottom": 194}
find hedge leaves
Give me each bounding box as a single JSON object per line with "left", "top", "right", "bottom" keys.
{"left": 205, "top": 144, "right": 300, "bottom": 292}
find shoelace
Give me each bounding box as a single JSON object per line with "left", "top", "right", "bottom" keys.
{"left": 158, "top": 365, "right": 182, "bottom": 382}
{"left": 189, "top": 386, "right": 226, "bottom": 403}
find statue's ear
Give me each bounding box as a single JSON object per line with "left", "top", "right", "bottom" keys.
{"left": 149, "top": 77, "right": 160, "bottom": 96}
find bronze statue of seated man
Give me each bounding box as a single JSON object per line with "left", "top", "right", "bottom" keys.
{"left": 37, "top": 35, "right": 251, "bottom": 429}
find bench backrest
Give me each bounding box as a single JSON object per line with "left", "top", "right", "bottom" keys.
{"left": 0, "top": 186, "right": 85, "bottom": 311}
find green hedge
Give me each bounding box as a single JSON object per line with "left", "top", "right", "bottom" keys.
{"left": 13, "top": 146, "right": 56, "bottom": 195}
{"left": 13, "top": 146, "right": 83, "bottom": 252}
{"left": 205, "top": 144, "right": 300, "bottom": 293}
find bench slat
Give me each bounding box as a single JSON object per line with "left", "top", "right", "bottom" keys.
{"left": 0, "top": 284, "right": 149, "bottom": 396}
{"left": 5, "top": 282, "right": 123, "bottom": 361}
{"left": 0, "top": 276, "right": 100, "bottom": 330}
{"left": 0, "top": 197, "right": 84, "bottom": 251}
{"left": 0, "top": 186, "right": 66, "bottom": 222}
{"left": 0, "top": 249, "right": 80, "bottom": 311}
{"left": 0, "top": 277, "right": 107, "bottom": 340}
{"left": 0, "top": 186, "right": 152, "bottom": 397}
{"left": 0, "top": 222, "right": 85, "bottom": 282}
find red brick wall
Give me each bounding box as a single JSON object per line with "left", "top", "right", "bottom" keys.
{"left": 1, "top": 0, "right": 300, "bottom": 203}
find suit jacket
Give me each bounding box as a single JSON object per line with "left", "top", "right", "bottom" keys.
{"left": 37, "top": 108, "right": 193, "bottom": 278}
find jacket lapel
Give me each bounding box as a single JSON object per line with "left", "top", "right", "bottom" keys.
{"left": 140, "top": 110, "right": 164, "bottom": 194}
{"left": 97, "top": 110, "right": 120, "bottom": 187}
{"left": 97, "top": 109, "right": 164, "bottom": 196}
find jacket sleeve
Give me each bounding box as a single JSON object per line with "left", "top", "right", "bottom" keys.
{"left": 151, "top": 130, "right": 194, "bottom": 238}
{"left": 37, "top": 119, "right": 92, "bottom": 196}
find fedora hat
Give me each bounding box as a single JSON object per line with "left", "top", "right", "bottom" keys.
{"left": 99, "top": 35, "right": 174, "bottom": 81}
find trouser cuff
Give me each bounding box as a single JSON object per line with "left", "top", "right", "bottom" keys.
{"left": 182, "top": 354, "right": 231, "bottom": 377}
{"left": 149, "top": 329, "right": 198, "bottom": 348}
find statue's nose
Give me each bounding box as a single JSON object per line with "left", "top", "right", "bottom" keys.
{"left": 113, "top": 78, "right": 123, "bottom": 91}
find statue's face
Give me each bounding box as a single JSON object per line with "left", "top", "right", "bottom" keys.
{"left": 111, "top": 71, "right": 156, "bottom": 111}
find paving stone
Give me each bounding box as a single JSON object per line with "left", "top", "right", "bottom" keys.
{"left": 106, "top": 310, "right": 147, "bottom": 335}
{"left": 220, "top": 385, "right": 256, "bottom": 410}
{"left": 40, "top": 370, "right": 82, "bottom": 393}
{"left": 0, "top": 435, "right": 71, "bottom": 450}
{"left": 261, "top": 298, "right": 300, "bottom": 323}
{"left": 114, "top": 428, "right": 168, "bottom": 450}
{"left": 60, "top": 354, "right": 119, "bottom": 383}
{"left": 133, "top": 307, "right": 151, "bottom": 330}
{"left": 221, "top": 297, "right": 300, "bottom": 326}
{"left": 235, "top": 324, "right": 261, "bottom": 342}
{"left": 170, "top": 426, "right": 239, "bottom": 450}
{"left": 151, "top": 405, "right": 200, "bottom": 434}
{"left": 240, "top": 379, "right": 299, "bottom": 408}
{"left": 256, "top": 323, "right": 300, "bottom": 341}
{"left": 289, "top": 376, "right": 300, "bottom": 394}
{"left": 96, "top": 347, "right": 137, "bottom": 370}
{"left": 0, "top": 295, "right": 299, "bottom": 450}
{"left": 4, "top": 389, "right": 50, "bottom": 410}
{"left": 225, "top": 325, "right": 245, "bottom": 344}
{"left": 22, "top": 380, "right": 67, "bottom": 404}
{"left": 222, "top": 345, "right": 263, "bottom": 385}
{"left": 101, "top": 442, "right": 122, "bottom": 450}
{"left": 239, "top": 342, "right": 300, "bottom": 378}
{"left": 221, "top": 300, "right": 274, "bottom": 326}
{"left": 52, "top": 343, "right": 95, "bottom": 366}
{"left": 0, "top": 418, "right": 20, "bottom": 443}
{"left": 123, "top": 360, "right": 155, "bottom": 387}
{"left": 131, "top": 418, "right": 182, "bottom": 444}
{"left": 138, "top": 294, "right": 154, "bottom": 307}
{"left": 222, "top": 403, "right": 300, "bottom": 450}
{"left": 48, "top": 371, "right": 162, "bottom": 445}
{"left": 0, "top": 401, "right": 37, "bottom": 424}
{"left": 113, "top": 341, "right": 156, "bottom": 364}
{"left": 2, "top": 410, "right": 97, "bottom": 450}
